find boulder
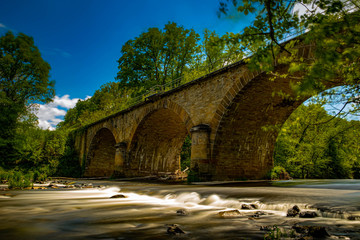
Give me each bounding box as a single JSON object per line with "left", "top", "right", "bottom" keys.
{"left": 292, "top": 225, "right": 329, "bottom": 238}
{"left": 110, "top": 194, "right": 127, "bottom": 198}
{"left": 241, "top": 204, "right": 252, "bottom": 210}
{"left": 218, "top": 209, "right": 242, "bottom": 217}
{"left": 250, "top": 204, "right": 259, "bottom": 209}
{"left": 166, "top": 224, "right": 185, "bottom": 235}
{"left": 299, "top": 211, "right": 318, "bottom": 218}
{"left": 176, "top": 209, "right": 188, "bottom": 216}
{"left": 287, "top": 205, "right": 301, "bottom": 217}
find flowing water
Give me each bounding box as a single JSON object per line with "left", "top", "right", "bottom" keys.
{"left": 1, "top": 179, "right": 360, "bottom": 239}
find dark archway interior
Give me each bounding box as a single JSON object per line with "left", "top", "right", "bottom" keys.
{"left": 84, "top": 128, "right": 116, "bottom": 177}
{"left": 212, "top": 66, "right": 306, "bottom": 180}
{"left": 128, "top": 108, "right": 188, "bottom": 176}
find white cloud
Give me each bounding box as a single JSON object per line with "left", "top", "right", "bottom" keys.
{"left": 0, "top": 23, "right": 6, "bottom": 28}
{"left": 35, "top": 94, "right": 91, "bottom": 130}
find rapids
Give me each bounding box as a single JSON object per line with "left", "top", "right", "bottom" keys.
{"left": 1, "top": 179, "right": 360, "bottom": 239}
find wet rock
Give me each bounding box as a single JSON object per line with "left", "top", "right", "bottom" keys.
{"left": 292, "top": 225, "right": 329, "bottom": 238}
{"left": 218, "top": 209, "right": 242, "bottom": 217}
{"left": 348, "top": 215, "right": 360, "bottom": 220}
{"left": 250, "top": 204, "right": 259, "bottom": 209}
{"left": 241, "top": 204, "right": 252, "bottom": 210}
{"left": 166, "top": 224, "right": 185, "bottom": 235}
{"left": 110, "top": 194, "right": 127, "bottom": 198}
{"left": 255, "top": 211, "right": 266, "bottom": 215}
{"left": 287, "top": 205, "right": 301, "bottom": 217}
{"left": 299, "top": 211, "right": 318, "bottom": 218}
{"left": 176, "top": 209, "right": 188, "bottom": 216}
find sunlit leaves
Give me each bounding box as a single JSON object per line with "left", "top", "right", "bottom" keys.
{"left": 0, "top": 31, "right": 55, "bottom": 166}
{"left": 274, "top": 103, "right": 360, "bottom": 178}
{"left": 116, "top": 22, "right": 199, "bottom": 91}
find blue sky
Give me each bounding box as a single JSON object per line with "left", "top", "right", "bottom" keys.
{"left": 0, "top": 0, "right": 253, "bottom": 128}
{"left": 0, "top": 0, "right": 249, "bottom": 99}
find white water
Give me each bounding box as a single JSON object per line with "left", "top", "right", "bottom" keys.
{"left": 1, "top": 179, "right": 360, "bottom": 239}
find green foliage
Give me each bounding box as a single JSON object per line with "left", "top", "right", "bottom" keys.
{"left": 7, "top": 171, "right": 33, "bottom": 189}
{"left": 274, "top": 103, "right": 360, "bottom": 179}
{"left": 0, "top": 169, "right": 34, "bottom": 189}
{"left": 180, "top": 135, "right": 191, "bottom": 171}
{"left": 270, "top": 166, "right": 289, "bottom": 180}
{"left": 187, "top": 169, "right": 200, "bottom": 183}
{"left": 116, "top": 22, "right": 200, "bottom": 91}
{"left": 219, "top": 0, "right": 360, "bottom": 114}
{"left": 0, "top": 31, "right": 55, "bottom": 166}
{"left": 264, "top": 226, "right": 296, "bottom": 239}
{"left": 264, "top": 226, "right": 283, "bottom": 240}
{"left": 55, "top": 132, "right": 82, "bottom": 177}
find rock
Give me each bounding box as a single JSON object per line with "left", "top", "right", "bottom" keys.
{"left": 218, "top": 209, "right": 242, "bottom": 217}
{"left": 292, "top": 225, "right": 329, "bottom": 238}
{"left": 255, "top": 211, "right": 266, "bottom": 215}
{"left": 241, "top": 204, "right": 252, "bottom": 210}
{"left": 250, "top": 204, "right": 259, "bottom": 209}
{"left": 287, "top": 205, "right": 301, "bottom": 217}
{"left": 166, "top": 224, "right": 185, "bottom": 235}
{"left": 348, "top": 215, "right": 360, "bottom": 220}
{"left": 110, "top": 194, "right": 127, "bottom": 198}
{"left": 308, "top": 226, "right": 329, "bottom": 237}
{"left": 176, "top": 209, "right": 188, "bottom": 216}
{"left": 299, "top": 211, "right": 318, "bottom": 218}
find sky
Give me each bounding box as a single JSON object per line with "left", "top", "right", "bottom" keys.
{"left": 0, "top": 0, "right": 254, "bottom": 129}
{"left": 0, "top": 1, "right": 357, "bottom": 129}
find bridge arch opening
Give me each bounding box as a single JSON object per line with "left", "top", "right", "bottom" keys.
{"left": 211, "top": 63, "right": 353, "bottom": 181}
{"left": 212, "top": 65, "right": 311, "bottom": 180}
{"left": 128, "top": 108, "right": 190, "bottom": 177}
{"left": 84, "top": 128, "right": 116, "bottom": 177}
{"left": 273, "top": 86, "right": 360, "bottom": 179}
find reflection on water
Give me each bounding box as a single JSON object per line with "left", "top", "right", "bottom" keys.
{"left": 1, "top": 179, "right": 360, "bottom": 239}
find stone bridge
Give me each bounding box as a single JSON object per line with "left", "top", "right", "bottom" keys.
{"left": 74, "top": 43, "right": 316, "bottom": 180}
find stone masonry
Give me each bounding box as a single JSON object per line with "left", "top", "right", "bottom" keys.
{"left": 74, "top": 43, "right": 316, "bottom": 180}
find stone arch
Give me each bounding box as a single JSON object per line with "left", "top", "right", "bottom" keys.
{"left": 211, "top": 44, "right": 316, "bottom": 180}
{"left": 84, "top": 127, "right": 116, "bottom": 177}
{"left": 128, "top": 99, "right": 194, "bottom": 150}
{"left": 127, "top": 100, "right": 194, "bottom": 177}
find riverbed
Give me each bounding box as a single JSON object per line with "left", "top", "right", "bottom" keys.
{"left": 1, "top": 179, "right": 360, "bottom": 239}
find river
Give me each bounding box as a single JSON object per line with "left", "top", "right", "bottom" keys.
{"left": 1, "top": 179, "right": 360, "bottom": 239}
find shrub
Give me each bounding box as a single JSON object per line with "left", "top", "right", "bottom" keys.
{"left": 270, "top": 166, "right": 291, "bottom": 180}
{"left": 7, "top": 171, "right": 33, "bottom": 189}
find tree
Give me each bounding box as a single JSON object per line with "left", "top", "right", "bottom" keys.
{"left": 274, "top": 103, "right": 360, "bottom": 178}
{"left": 0, "top": 31, "right": 54, "bottom": 167}
{"left": 218, "top": 0, "right": 360, "bottom": 115}
{"left": 116, "top": 22, "right": 200, "bottom": 92}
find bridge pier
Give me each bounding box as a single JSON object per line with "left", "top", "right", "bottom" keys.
{"left": 114, "top": 142, "right": 127, "bottom": 176}
{"left": 190, "top": 124, "right": 211, "bottom": 181}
